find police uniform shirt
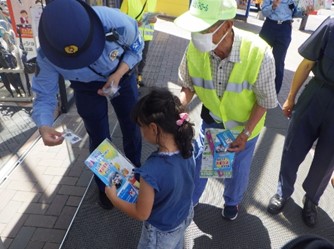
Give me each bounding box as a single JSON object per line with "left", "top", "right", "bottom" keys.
{"left": 261, "top": 0, "right": 302, "bottom": 21}
{"left": 298, "top": 16, "right": 334, "bottom": 85}
{"left": 32, "top": 7, "right": 144, "bottom": 127}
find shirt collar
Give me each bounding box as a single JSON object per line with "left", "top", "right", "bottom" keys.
{"left": 209, "top": 27, "right": 241, "bottom": 63}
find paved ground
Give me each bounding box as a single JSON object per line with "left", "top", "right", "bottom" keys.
{"left": 0, "top": 9, "right": 334, "bottom": 249}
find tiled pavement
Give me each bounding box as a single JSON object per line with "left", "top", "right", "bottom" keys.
{"left": 0, "top": 10, "right": 334, "bottom": 249}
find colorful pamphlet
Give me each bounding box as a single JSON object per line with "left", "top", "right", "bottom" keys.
{"left": 84, "top": 139, "right": 140, "bottom": 203}
{"left": 200, "top": 128, "right": 236, "bottom": 178}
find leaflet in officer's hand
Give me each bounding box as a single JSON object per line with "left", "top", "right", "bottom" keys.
{"left": 62, "top": 129, "right": 82, "bottom": 144}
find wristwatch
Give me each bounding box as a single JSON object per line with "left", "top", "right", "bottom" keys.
{"left": 242, "top": 128, "right": 251, "bottom": 138}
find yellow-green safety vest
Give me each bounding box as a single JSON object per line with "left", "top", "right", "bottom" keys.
{"left": 186, "top": 30, "right": 269, "bottom": 139}
{"left": 121, "top": 0, "right": 156, "bottom": 41}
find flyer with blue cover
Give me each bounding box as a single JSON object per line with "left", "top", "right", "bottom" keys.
{"left": 84, "top": 139, "right": 139, "bottom": 203}
{"left": 201, "top": 128, "right": 237, "bottom": 178}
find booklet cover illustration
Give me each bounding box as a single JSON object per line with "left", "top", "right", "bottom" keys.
{"left": 85, "top": 139, "right": 140, "bottom": 203}
{"left": 201, "top": 128, "right": 236, "bottom": 178}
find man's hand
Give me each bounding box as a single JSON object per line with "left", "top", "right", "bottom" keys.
{"left": 282, "top": 98, "right": 294, "bottom": 118}
{"left": 227, "top": 132, "right": 248, "bottom": 152}
{"left": 39, "top": 126, "right": 64, "bottom": 146}
{"left": 149, "top": 16, "right": 158, "bottom": 24}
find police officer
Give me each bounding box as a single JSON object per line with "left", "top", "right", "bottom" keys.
{"left": 259, "top": 0, "right": 311, "bottom": 94}
{"left": 32, "top": 0, "right": 143, "bottom": 209}
{"left": 267, "top": 16, "right": 334, "bottom": 227}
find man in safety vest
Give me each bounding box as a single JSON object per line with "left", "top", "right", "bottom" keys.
{"left": 174, "top": 0, "right": 277, "bottom": 220}
{"left": 121, "top": 0, "right": 157, "bottom": 87}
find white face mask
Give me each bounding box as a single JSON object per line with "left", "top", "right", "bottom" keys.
{"left": 191, "top": 22, "right": 229, "bottom": 52}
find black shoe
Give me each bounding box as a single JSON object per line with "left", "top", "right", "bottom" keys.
{"left": 267, "top": 194, "right": 287, "bottom": 215}
{"left": 98, "top": 191, "right": 113, "bottom": 210}
{"left": 302, "top": 195, "right": 317, "bottom": 227}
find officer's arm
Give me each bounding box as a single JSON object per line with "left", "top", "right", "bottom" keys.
{"left": 32, "top": 51, "right": 64, "bottom": 146}
{"left": 32, "top": 52, "right": 60, "bottom": 127}
{"left": 120, "top": 14, "right": 144, "bottom": 69}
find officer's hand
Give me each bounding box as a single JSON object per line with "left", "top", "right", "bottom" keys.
{"left": 227, "top": 132, "right": 248, "bottom": 152}
{"left": 272, "top": 0, "right": 281, "bottom": 9}
{"left": 39, "top": 126, "right": 64, "bottom": 146}
{"left": 98, "top": 73, "right": 121, "bottom": 97}
{"left": 282, "top": 99, "right": 294, "bottom": 119}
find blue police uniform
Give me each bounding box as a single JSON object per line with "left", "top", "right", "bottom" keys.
{"left": 277, "top": 16, "right": 334, "bottom": 205}
{"left": 260, "top": 0, "right": 303, "bottom": 94}
{"left": 32, "top": 7, "right": 144, "bottom": 192}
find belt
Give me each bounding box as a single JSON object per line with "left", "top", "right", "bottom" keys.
{"left": 313, "top": 77, "right": 334, "bottom": 90}
{"left": 266, "top": 18, "right": 292, "bottom": 24}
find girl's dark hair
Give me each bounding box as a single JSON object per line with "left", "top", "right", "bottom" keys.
{"left": 131, "top": 88, "right": 194, "bottom": 158}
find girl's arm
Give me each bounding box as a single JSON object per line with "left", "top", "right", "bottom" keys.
{"left": 105, "top": 176, "right": 155, "bottom": 221}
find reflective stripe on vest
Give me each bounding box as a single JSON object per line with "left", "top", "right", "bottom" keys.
{"left": 139, "top": 23, "right": 154, "bottom": 41}
{"left": 187, "top": 30, "right": 269, "bottom": 139}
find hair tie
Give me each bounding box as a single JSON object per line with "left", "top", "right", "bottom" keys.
{"left": 176, "top": 113, "right": 189, "bottom": 126}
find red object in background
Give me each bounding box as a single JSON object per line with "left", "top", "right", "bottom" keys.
{"left": 309, "top": 10, "right": 318, "bottom": 15}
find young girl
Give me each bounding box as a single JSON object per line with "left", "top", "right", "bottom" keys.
{"left": 105, "top": 88, "right": 195, "bottom": 249}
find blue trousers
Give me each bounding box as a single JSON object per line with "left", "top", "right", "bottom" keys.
{"left": 259, "top": 19, "right": 292, "bottom": 94}
{"left": 193, "top": 121, "right": 258, "bottom": 206}
{"left": 277, "top": 79, "right": 334, "bottom": 204}
{"left": 70, "top": 73, "right": 142, "bottom": 192}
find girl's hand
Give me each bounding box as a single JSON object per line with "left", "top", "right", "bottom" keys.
{"left": 105, "top": 185, "right": 117, "bottom": 201}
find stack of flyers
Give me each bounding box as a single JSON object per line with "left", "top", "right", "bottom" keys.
{"left": 200, "top": 129, "right": 236, "bottom": 178}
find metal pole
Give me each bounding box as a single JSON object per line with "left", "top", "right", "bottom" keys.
{"left": 299, "top": 15, "right": 309, "bottom": 31}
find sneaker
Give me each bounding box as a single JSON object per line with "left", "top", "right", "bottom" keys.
{"left": 222, "top": 205, "right": 238, "bottom": 220}
{"left": 137, "top": 74, "right": 144, "bottom": 87}
{"left": 98, "top": 191, "right": 113, "bottom": 210}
